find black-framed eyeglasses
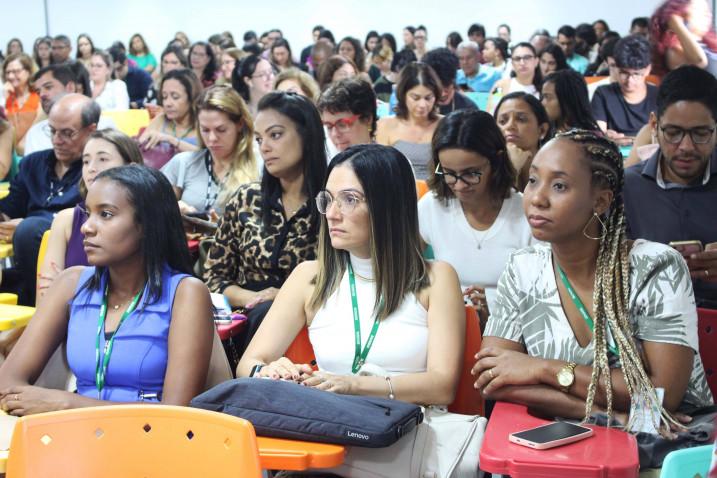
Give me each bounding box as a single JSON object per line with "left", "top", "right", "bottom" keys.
{"left": 659, "top": 123, "right": 716, "bottom": 145}
{"left": 315, "top": 190, "right": 366, "bottom": 215}
{"left": 434, "top": 163, "right": 482, "bottom": 186}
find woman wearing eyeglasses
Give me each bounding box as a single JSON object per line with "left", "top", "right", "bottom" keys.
{"left": 487, "top": 42, "right": 542, "bottom": 112}
{"left": 238, "top": 143, "right": 464, "bottom": 411}
{"left": 317, "top": 78, "right": 377, "bottom": 153}
{"left": 204, "top": 91, "right": 327, "bottom": 356}
{"left": 232, "top": 55, "right": 277, "bottom": 117}
{"left": 420, "top": 110, "right": 534, "bottom": 324}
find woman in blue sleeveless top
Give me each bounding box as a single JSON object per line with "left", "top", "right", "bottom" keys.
{"left": 0, "top": 165, "right": 213, "bottom": 415}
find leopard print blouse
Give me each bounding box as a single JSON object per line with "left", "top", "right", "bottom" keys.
{"left": 204, "top": 182, "right": 318, "bottom": 293}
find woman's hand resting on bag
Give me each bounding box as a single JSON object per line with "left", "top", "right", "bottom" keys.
{"left": 256, "top": 357, "right": 314, "bottom": 382}
{"left": 299, "top": 371, "right": 354, "bottom": 394}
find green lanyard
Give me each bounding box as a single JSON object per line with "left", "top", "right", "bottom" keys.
{"left": 95, "top": 282, "right": 144, "bottom": 399}
{"left": 348, "top": 262, "right": 381, "bottom": 374}
{"left": 556, "top": 263, "right": 619, "bottom": 357}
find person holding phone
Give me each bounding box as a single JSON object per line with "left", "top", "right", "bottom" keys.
{"left": 473, "top": 130, "right": 713, "bottom": 468}
{"left": 623, "top": 66, "right": 717, "bottom": 309}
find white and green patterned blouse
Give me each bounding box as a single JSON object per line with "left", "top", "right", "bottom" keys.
{"left": 485, "top": 240, "right": 714, "bottom": 410}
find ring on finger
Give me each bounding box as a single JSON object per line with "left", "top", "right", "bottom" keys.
{"left": 488, "top": 369, "right": 495, "bottom": 379}
{"left": 706, "top": 269, "right": 711, "bottom": 277}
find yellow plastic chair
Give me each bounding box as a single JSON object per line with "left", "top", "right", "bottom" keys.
{"left": 101, "top": 109, "right": 150, "bottom": 137}
{"left": 6, "top": 404, "right": 263, "bottom": 478}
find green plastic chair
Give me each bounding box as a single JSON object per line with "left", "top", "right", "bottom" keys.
{"left": 660, "top": 444, "right": 713, "bottom": 478}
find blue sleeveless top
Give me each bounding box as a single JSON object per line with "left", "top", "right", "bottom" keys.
{"left": 66, "top": 265, "right": 190, "bottom": 402}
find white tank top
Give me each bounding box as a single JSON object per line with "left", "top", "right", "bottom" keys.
{"left": 309, "top": 255, "right": 429, "bottom": 376}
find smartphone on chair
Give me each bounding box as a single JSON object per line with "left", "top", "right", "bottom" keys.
{"left": 509, "top": 421, "right": 593, "bottom": 450}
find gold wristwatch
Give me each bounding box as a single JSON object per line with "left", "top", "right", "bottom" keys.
{"left": 557, "top": 362, "right": 577, "bottom": 393}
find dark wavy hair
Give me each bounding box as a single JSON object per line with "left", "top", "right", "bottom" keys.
{"left": 189, "top": 41, "right": 218, "bottom": 84}
{"left": 232, "top": 54, "right": 274, "bottom": 101}
{"left": 310, "top": 144, "right": 429, "bottom": 321}
{"left": 317, "top": 78, "right": 377, "bottom": 138}
{"left": 257, "top": 92, "right": 327, "bottom": 234}
{"left": 395, "top": 61, "right": 442, "bottom": 120}
{"left": 75, "top": 34, "right": 95, "bottom": 60}
{"left": 337, "top": 37, "right": 366, "bottom": 73}
{"left": 656, "top": 65, "right": 717, "bottom": 119}
{"left": 364, "top": 31, "right": 379, "bottom": 52}
{"left": 160, "top": 44, "right": 189, "bottom": 74}
{"left": 539, "top": 44, "right": 569, "bottom": 73}
{"left": 428, "top": 110, "right": 517, "bottom": 203}
{"left": 542, "top": 69, "right": 599, "bottom": 131}
{"left": 79, "top": 165, "right": 192, "bottom": 304}
{"left": 159, "top": 68, "right": 202, "bottom": 125}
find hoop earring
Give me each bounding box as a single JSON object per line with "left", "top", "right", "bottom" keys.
{"left": 582, "top": 212, "right": 607, "bottom": 241}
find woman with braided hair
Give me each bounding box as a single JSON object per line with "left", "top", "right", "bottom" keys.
{"left": 473, "top": 129, "right": 713, "bottom": 467}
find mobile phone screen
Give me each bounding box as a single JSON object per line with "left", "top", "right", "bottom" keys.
{"left": 511, "top": 422, "right": 590, "bottom": 444}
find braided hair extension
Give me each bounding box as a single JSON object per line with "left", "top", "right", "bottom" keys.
{"left": 557, "top": 129, "right": 679, "bottom": 433}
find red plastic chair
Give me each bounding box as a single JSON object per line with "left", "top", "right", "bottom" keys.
{"left": 448, "top": 306, "right": 484, "bottom": 415}
{"left": 697, "top": 307, "right": 717, "bottom": 397}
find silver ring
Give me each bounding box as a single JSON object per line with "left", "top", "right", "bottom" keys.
{"left": 488, "top": 369, "right": 495, "bottom": 379}
{"left": 14, "top": 394, "right": 18, "bottom": 402}
{"left": 706, "top": 269, "right": 711, "bottom": 277}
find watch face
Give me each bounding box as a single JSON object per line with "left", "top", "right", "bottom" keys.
{"left": 557, "top": 370, "right": 573, "bottom": 387}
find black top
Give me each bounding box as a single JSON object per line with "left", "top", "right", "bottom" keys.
{"left": 438, "top": 91, "right": 479, "bottom": 115}
{"left": 124, "top": 66, "right": 153, "bottom": 108}
{"left": 591, "top": 82, "right": 658, "bottom": 137}
{"left": 0, "top": 149, "right": 82, "bottom": 220}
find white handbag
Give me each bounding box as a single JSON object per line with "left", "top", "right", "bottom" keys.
{"left": 321, "top": 365, "right": 486, "bottom": 478}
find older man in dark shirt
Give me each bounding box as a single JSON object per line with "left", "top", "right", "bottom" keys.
{"left": 0, "top": 94, "right": 99, "bottom": 304}
{"left": 624, "top": 66, "right": 717, "bottom": 308}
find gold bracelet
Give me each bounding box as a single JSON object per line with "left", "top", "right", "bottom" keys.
{"left": 385, "top": 376, "right": 395, "bottom": 400}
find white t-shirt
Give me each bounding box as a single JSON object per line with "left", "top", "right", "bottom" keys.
{"left": 23, "top": 117, "right": 118, "bottom": 156}
{"left": 418, "top": 190, "right": 534, "bottom": 310}
{"left": 91, "top": 80, "right": 129, "bottom": 111}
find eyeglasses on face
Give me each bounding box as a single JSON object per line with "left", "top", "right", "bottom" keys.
{"left": 322, "top": 114, "right": 360, "bottom": 133}
{"left": 659, "top": 123, "right": 716, "bottom": 145}
{"left": 434, "top": 163, "right": 483, "bottom": 186}
{"left": 315, "top": 190, "right": 366, "bottom": 214}
{"left": 251, "top": 71, "right": 275, "bottom": 81}
{"left": 43, "top": 124, "right": 85, "bottom": 141}
{"left": 512, "top": 54, "right": 535, "bottom": 63}
{"left": 617, "top": 68, "right": 648, "bottom": 80}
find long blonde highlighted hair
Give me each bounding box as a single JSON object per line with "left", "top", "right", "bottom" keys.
{"left": 196, "top": 85, "right": 258, "bottom": 209}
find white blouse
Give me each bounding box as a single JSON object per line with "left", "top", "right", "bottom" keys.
{"left": 309, "top": 255, "right": 428, "bottom": 376}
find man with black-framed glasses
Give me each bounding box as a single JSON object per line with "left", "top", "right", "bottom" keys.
{"left": 0, "top": 94, "right": 98, "bottom": 305}
{"left": 624, "top": 66, "right": 717, "bottom": 308}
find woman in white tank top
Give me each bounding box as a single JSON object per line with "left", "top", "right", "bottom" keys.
{"left": 237, "top": 144, "right": 465, "bottom": 406}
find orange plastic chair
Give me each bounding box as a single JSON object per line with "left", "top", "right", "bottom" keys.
{"left": 6, "top": 404, "right": 262, "bottom": 478}
{"left": 584, "top": 76, "right": 608, "bottom": 84}
{"left": 448, "top": 306, "right": 484, "bottom": 415}
{"left": 697, "top": 307, "right": 717, "bottom": 397}
{"left": 416, "top": 179, "right": 429, "bottom": 199}
{"left": 285, "top": 327, "right": 317, "bottom": 367}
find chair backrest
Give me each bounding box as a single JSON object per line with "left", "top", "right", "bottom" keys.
{"left": 416, "top": 179, "right": 429, "bottom": 199}
{"left": 448, "top": 306, "right": 484, "bottom": 416}
{"left": 36, "top": 230, "right": 50, "bottom": 277}
{"left": 284, "top": 306, "right": 484, "bottom": 415}
{"left": 697, "top": 308, "right": 717, "bottom": 397}
{"left": 101, "top": 110, "right": 150, "bottom": 137}
{"left": 6, "top": 404, "right": 262, "bottom": 478}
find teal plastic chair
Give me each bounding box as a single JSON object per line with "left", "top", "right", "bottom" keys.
{"left": 660, "top": 444, "right": 713, "bottom": 478}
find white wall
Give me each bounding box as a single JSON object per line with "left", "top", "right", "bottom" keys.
{"left": 4, "top": 0, "right": 662, "bottom": 58}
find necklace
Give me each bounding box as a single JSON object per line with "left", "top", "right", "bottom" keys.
{"left": 170, "top": 119, "right": 194, "bottom": 141}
